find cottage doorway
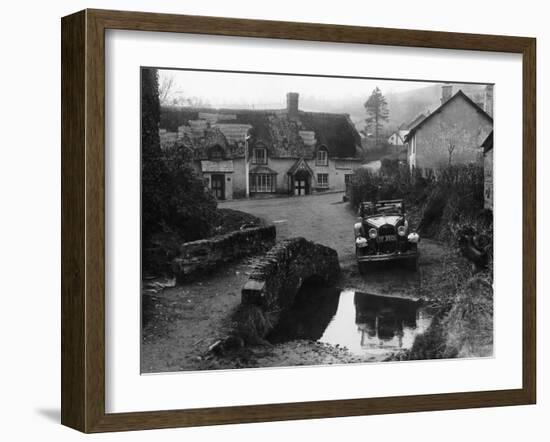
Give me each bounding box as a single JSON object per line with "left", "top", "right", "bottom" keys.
{"left": 294, "top": 170, "right": 310, "bottom": 196}
{"left": 211, "top": 174, "right": 225, "bottom": 200}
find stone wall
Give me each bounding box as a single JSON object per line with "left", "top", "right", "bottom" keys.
{"left": 172, "top": 225, "right": 276, "bottom": 283}
{"left": 242, "top": 237, "right": 340, "bottom": 313}
{"left": 207, "top": 238, "right": 340, "bottom": 350}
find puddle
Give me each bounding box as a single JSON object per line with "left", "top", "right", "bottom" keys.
{"left": 268, "top": 286, "right": 432, "bottom": 357}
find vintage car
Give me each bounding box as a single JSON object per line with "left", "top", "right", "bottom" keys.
{"left": 354, "top": 199, "right": 419, "bottom": 274}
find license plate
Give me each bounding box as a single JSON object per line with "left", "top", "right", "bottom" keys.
{"left": 377, "top": 235, "right": 396, "bottom": 243}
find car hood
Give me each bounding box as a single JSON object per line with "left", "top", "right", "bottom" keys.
{"left": 365, "top": 215, "right": 403, "bottom": 228}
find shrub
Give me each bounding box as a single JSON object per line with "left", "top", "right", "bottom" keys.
{"left": 349, "top": 163, "right": 420, "bottom": 209}
{"left": 141, "top": 68, "right": 219, "bottom": 274}
{"left": 380, "top": 157, "right": 399, "bottom": 176}
{"left": 349, "top": 163, "right": 488, "bottom": 244}
{"left": 420, "top": 164, "right": 486, "bottom": 240}
{"left": 162, "top": 144, "right": 218, "bottom": 242}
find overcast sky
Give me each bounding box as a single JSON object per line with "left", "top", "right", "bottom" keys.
{"left": 157, "top": 68, "right": 441, "bottom": 110}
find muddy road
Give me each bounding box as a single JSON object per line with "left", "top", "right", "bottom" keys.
{"left": 222, "top": 192, "right": 448, "bottom": 300}
{"left": 142, "top": 192, "right": 456, "bottom": 373}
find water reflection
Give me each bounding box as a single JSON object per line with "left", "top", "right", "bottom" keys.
{"left": 268, "top": 286, "right": 341, "bottom": 343}
{"left": 268, "top": 286, "right": 432, "bottom": 356}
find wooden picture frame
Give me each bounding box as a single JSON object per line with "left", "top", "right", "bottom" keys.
{"left": 61, "top": 8, "right": 536, "bottom": 433}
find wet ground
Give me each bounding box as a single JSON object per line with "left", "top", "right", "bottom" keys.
{"left": 219, "top": 192, "right": 357, "bottom": 265}
{"left": 141, "top": 192, "right": 457, "bottom": 373}
{"left": 221, "top": 192, "right": 448, "bottom": 299}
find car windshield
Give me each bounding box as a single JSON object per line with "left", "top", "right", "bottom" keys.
{"left": 361, "top": 203, "right": 402, "bottom": 217}
{"left": 374, "top": 205, "right": 401, "bottom": 215}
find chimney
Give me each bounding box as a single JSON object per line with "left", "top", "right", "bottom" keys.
{"left": 286, "top": 92, "right": 299, "bottom": 119}
{"left": 484, "top": 85, "right": 494, "bottom": 117}
{"left": 441, "top": 84, "right": 453, "bottom": 104}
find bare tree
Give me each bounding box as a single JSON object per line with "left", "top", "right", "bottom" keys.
{"left": 159, "top": 74, "right": 175, "bottom": 105}
{"left": 447, "top": 139, "right": 456, "bottom": 166}
{"left": 181, "top": 96, "right": 210, "bottom": 107}
{"left": 158, "top": 72, "right": 212, "bottom": 108}
{"left": 438, "top": 120, "right": 466, "bottom": 166}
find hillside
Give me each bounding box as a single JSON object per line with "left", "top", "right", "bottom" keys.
{"left": 275, "top": 83, "right": 490, "bottom": 134}
{"left": 385, "top": 83, "right": 489, "bottom": 130}
{"left": 159, "top": 82, "right": 491, "bottom": 137}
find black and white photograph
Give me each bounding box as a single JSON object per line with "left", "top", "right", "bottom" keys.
{"left": 1, "top": 0, "right": 545, "bottom": 437}
{"left": 141, "top": 67, "right": 494, "bottom": 373}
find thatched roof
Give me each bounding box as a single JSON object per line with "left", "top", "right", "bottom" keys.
{"left": 160, "top": 105, "right": 361, "bottom": 159}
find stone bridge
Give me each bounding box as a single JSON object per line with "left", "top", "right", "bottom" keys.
{"left": 172, "top": 225, "right": 276, "bottom": 283}
{"left": 241, "top": 237, "right": 340, "bottom": 313}
{"left": 209, "top": 238, "right": 340, "bottom": 350}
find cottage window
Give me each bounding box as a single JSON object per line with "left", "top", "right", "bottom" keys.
{"left": 317, "top": 173, "right": 329, "bottom": 188}
{"left": 252, "top": 148, "right": 267, "bottom": 165}
{"left": 209, "top": 145, "right": 224, "bottom": 160}
{"left": 316, "top": 148, "right": 328, "bottom": 166}
{"left": 250, "top": 174, "right": 275, "bottom": 193}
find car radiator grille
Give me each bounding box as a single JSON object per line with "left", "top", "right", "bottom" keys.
{"left": 377, "top": 224, "right": 397, "bottom": 253}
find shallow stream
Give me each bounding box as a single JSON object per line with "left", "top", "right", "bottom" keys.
{"left": 268, "top": 286, "right": 432, "bottom": 357}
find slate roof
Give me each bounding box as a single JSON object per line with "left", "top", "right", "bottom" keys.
{"left": 404, "top": 90, "right": 493, "bottom": 143}
{"left": 161, "top": 105, "right": 361, "bottom": 159}
{"left": 405, "top": 113, "right": 426, "bottom": 130}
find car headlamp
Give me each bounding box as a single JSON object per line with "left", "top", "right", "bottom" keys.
{"left": 368, "top": 228, "right": 378, "bottom": 239}
{"left": 407, "top": 232, "right": 420, "bottom": 243}
{"left": 397, "top": 225, "right": 407, "bottom": 236}
{"left": 354, "top": 222, "right": 363, "bottom": 237}
{"left": 355, "top": 236, "right": 368, "bottom": 247}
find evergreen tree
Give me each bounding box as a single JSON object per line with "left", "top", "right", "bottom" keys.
{"left": 141, "top": 67, "right": 171, "bottom": 245}
{"left": 364, "top": 87, "right": 389, "bottom": 148}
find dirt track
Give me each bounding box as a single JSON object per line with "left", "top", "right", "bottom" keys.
{"left": 141, "top": 193, "right": 455, "bottom": 373}
{"left": 222, "top": 192, "right": 449, "bottom": 300}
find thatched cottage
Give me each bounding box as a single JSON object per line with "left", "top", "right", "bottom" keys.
{"left": 160, "top": 93, "right": 364, "bottom": 200}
